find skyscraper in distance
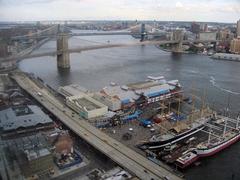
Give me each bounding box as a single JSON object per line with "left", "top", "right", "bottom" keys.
{"left": 237, "top": 19, "right": 240, "bottom": 38}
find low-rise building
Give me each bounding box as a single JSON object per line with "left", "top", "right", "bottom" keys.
{"left": 66, "top": 94, "right": 108, "bottom": 119}
{"left": 198, "top": 32, "right": 217, "bottom": 41}
{"left": 0, "top": 105, "right": 54, "bottom": 136}
{"left": 230, "top": 38, "right": 240, "bottom": 54}
{"left": 58, "top": 84, "right": 89, "bottom": 98}
{"left": 218, "top": 29, "right": 233, "bottom": 41}
{"left": 93, "top": 77, "right": 182, "bottom": 111}
{"left": 5, "top": 133, "right": 54, "bottom": 178}
{"left": 23, "top": 148, "right": 53, "bottom": 177}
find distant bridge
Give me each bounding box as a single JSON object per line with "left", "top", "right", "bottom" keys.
{"left": 1, "top": 40, "right": 178, "bottom": 62}
{"left": 4, "top": 24, "right": 218, "bottom": 69}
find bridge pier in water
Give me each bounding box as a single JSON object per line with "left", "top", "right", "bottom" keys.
{"left": 57, "top": 33, "right": 70, "bottom": 69}
{"left": 171, "top": 30, "right": 183, "bottom": 53}
{"left": 140, "top": 23, "right": 146, "bottom": 42}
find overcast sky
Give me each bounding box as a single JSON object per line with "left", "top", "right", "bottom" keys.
{"left": 0, "top": 0, "right": 239, "bottom": 22}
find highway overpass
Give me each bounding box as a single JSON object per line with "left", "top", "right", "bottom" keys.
{"left": 12, "top": 71, "right": 183, "bottom": 180}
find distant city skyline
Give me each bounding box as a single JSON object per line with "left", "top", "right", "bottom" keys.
{"left": 0, "top": 0, "right": 239, "bottom": 23}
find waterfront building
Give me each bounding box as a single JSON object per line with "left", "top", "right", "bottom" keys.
{"left": 218, "top": 29, "right": 233, "bottom": 41}
{"left": 93, "top": 77, "right": 182, "bottom": 112}
{"left": 66, "top": 93, "right": 108, "bottom": 119}
{"left": 237, "top": 19, "right": 240, "bottom": 37}
{"left": 58, "top": 84, "right": 89, "bottom": 98}
{"left": 230, "top": 38, "right": 240, "bottom": 54}
{"left": 191, "top": 22, "right": 200, "bottom": 34}
{"left": 198, "top": 32, "right": 217, "bottom": 41}
{"left": 203, "top": 24, "right": 208, "bottom": 32}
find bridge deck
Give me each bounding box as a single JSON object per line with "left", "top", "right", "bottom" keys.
{"left": 1, "top": 38, "right": 218, "bottom": 63}
{"left": 12, "top": 72, "right": 183, "bottom": 180}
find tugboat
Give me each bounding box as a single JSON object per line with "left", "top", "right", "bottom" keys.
{"left": 175, "top": 150, "right": 199, "bottom": 169}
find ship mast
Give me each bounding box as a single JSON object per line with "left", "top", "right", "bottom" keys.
{"left": 225, "top": 93, "right": 230, "bottom": 117}
{"left": 168, "top": 99, "right": 171, "bottom": 114}
{"left": 190, "top": 83, "right": 195, "bottom": 123}
{"left": 223, "top": 118, "right": 227, "bottom": 136}
{"left": 177, "top": 97, "right": 181, "bottom": 116}
{"left": 208, "top": 128, "right": 212, "bottom": 144}
{"left": 177, "top": 96, "right": 181, "bottom": 126}
{"left": 236, "top": 113, "right": 240, "bottom": 129}
{"left": 200, "top": 89, "right": 206, "bottom": 118}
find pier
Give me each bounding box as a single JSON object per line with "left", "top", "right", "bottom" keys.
{"left": 11, "top": 71, "right": 183, "bottom": 180}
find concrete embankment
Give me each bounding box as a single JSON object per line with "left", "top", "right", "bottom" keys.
{"left": 212, "top": 53, "right": 240, "bottom": 62}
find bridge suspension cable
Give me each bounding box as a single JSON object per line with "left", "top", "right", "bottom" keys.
{"left": 11, "top": 25, "right": 58, "bottom": 39}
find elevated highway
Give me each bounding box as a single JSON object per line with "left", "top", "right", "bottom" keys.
{"left": 12, "top": 71, "right": 183, "bottom": 180}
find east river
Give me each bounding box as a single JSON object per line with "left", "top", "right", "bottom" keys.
{"left": 19, "top": 30, "right": 240, "bottom": 180}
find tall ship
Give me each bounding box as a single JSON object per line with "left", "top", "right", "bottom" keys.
{"left": 176, "top": 116, "right": 240, "bottom": 169}
{"left": 139, "top": 116, "right": 209, "bottom": 150}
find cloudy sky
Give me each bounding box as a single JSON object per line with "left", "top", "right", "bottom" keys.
{"left": 0, "top": 0, "right": 239, "bottom": 22}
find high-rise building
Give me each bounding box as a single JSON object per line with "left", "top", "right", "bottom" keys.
{"left": 230, "top": 38, "right": 240, "bottom": 54}
{"left": 237, "top": 19, "right": 240, "bottom": 38}
{"left": 204, "top": 24, "right": 208, "bottom": 32}
{"left": 191, "top": 22, "right": 200, "bottom": 34}
{"left": 218, "top": 29, "right": 234, "bottom": 41}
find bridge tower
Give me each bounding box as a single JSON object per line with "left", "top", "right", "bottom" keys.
{"left": 57, "top": 33, "right": 70, "bottom": 69}
{"left": 140, "top": 23, "right": 146, "bottom": 42}
{"left": 172, "top": 30, "right": 183, "bottom": 53}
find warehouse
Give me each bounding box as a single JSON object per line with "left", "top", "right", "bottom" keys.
{"left": 93, "top": 77, "right": 182, "bottom": 111}
{"left": 0, "top": 105, "right": 54, "bottom": 136}
{"left": 58, "top": 84, "right": 89, "bottom": 98}
{"left": 66, "top": 94, "right": 108, "bottom": 119}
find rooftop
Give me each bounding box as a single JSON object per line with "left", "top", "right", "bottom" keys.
{"left": 100, "top": 78, "right": 179, "bottom": 102}
{"left": 73, "top": 97, "right": 101, "bottom": 111}
{"left": 25, "top": 148, "right": 51, "bottom": 161}
{"left": 58, "top": 84, "right": 89, "bottom": 97}
{"left": 0, "top": 105, "right": 53, "bottom": 131}
{"left": 102, "top": 85, "right": 138, "bottom": 102}
{"left": 67, "top": 94, "right": 107, "bottom": 111}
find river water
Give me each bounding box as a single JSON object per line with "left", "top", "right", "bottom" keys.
{"left": 19, "top": 30, "right": 240, "bottom": 180}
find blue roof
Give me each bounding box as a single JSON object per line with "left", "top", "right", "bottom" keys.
{"left": 122, "top": 110, "right": 142, "bottom": 121}
{"left": 147, "top": 89, "right": 170, "bottom": 98}
{"left": 121, "top": 98, "right": 130, "bottom": 104}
